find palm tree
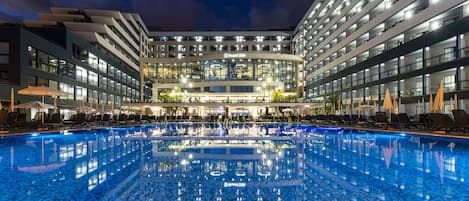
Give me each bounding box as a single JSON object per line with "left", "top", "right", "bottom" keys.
{"left": 326, "top": 94, "right": 339, "bottom": 114}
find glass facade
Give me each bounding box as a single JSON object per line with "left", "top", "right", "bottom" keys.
{"left": 27, "top": 44, "right": 140, "bottom": 106}
{"left": 295, "top": 0, "right": 469, "bottom": 114}
{"left": 144, "top": 59, "right": 298, "bottom": 91}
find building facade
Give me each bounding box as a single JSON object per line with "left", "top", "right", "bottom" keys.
{"left": 24, "top": 7, "right": 151, "bottom": 101}
{"left": 144, "top": 31, "right": 304, "bottom": 102}
{"left": 0, "top": 24, "right": 141, "bottom": 119}
{"left": 295, "top": 0, "right": 469, "bottom": 114}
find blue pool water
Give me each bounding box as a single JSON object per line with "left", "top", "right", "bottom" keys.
{"left": 0, "top": 123, "right": 468, "bottom": 200}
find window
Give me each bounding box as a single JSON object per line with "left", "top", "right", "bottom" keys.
{"left": 76, "top": 86, "right": 87, "bottom": 100}
{"left": 100, "top": 92, "right": 107, "bottom": 104}
{"left": 49, "top": 80, "right": 58, "bottom": 90}
{"left": 59, "top": 60, "right": 67, "bottom": 75}
{"left": 59, "top": 82, "right": 74, "bottom": 100}
{"left": 49, "top": 55, "right": 58, "bottom": 73}
{"left": 108, "top": 80, "right": 115, "bottom": 91}
{"left": 98, "top": 60, "right": 107, "bottom": 73}
{"left": 100, "top": 76, "right": 107, "bottom": 89}
{"left": 58, "top": 60, "right": 75, "bottom": 78}
{"left": 38, "top": 51, "right": 48, "bottom": 72}
{"left": 108, "top": 65, "right": 115, "bottom": 77}
{"left": 444, "top": 47, "right": 456, "bottom": 62}
{"left": 444, "top": 75, "right": 456, "bottom": 90}
{"left": 0, "top": 71, "right": 8, "bottom": 83}
{"left": 0, "top": 42, "right": 9, "bottom": 64}
{"left": 88, "top": 53, "right": 98, "bottom": 69}
{"left": 28, "top": 46, "right": 36, "bottom": 67}
{"left": 89, "top": 71, "right": 98, "bottom": 86}
{"left": 76, "top": 66, "right": 88, "bottom": 83}
{"left": 66, "top": 62, "right": 75, "bottom": 78}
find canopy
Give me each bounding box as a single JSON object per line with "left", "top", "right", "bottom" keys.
{"left": 14, "top": 101, "right": 53, "bottom": 109}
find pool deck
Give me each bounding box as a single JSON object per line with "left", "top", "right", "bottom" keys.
{"left": 1, "top": 121, "right": 468, "bottom": 140}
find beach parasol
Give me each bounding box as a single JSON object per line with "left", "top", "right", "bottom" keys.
{"left": 18, "top": 86, "right": 64, "bottom": 130}
{"left": 432, "top": 80, "right": 444, "bottom": 112}
{"left": 383, "top": 88, "right": 393, "bottom": 120}
{"left": 14, "top": 101, "right": 53, "bottom": 109}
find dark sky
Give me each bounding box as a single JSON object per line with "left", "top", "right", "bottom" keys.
{"left": 0, "top": 0, "right": 313, "bottom": 31}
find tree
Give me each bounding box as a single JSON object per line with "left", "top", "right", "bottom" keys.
{"left": 159, "top": 88, "right": 184, "bottom": 117}
{"left": 159, "top": 88, "right": 183, "bottom": 103}
{"left": 325, "top": 94, "right": 339, "bottom": 114}
{"left": 271, "top": 89, "right": 285, "bottom": 103}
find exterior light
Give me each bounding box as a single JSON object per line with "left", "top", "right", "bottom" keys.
{"left": 430, "top": 21, "right": 440, "bottom": 31}
{"left": 404, "top": 11, "right": 412, "bottom": 19}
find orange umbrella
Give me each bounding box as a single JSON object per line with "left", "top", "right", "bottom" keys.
{"left": 432, "top": 80, "right": 444, "bottom": 112}
{"left": 383, "top": 88, "right": 393, "bottom": 120}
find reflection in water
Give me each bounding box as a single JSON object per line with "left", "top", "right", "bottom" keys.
{"left": 0, "top": 123, "right": 467, "bottom": 200}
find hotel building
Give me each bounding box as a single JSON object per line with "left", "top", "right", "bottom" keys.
{"left": 143, "top": 31, "right": 305, "bottom": 103}
{"left": 295, "top": 0, "right": 469, "bottom": 114}
{"left": 0, "top": 8, "right": 149, "bottom": 119}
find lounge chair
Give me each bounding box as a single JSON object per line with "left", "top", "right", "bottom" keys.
{"left": 101, "top": 114, "right": 112, "bottom": 126}
{"left": 373, "top": 112, "right": 389, "bottom": 128}
{"left": 85, "top": 113, "right": 97, "bottom": 126}
{"left": 451, "top": 110, "right": 469, "bottom": 132}
{"left": 5, "top": 112, "right": 18, "bottom": 129}
{"left": 45, "top": 113, "right": 63, "bottom": 128}
{"left": 342, "top": 115, "right": 354, "bottom": 125}
{"left": 429, "top": 113, "right": 455, "bottom": 132}
{"left": 0, "top": 110, "right": 8, "bottom": 130}
{"left": 15, "top": 113, "right": 27, "bottom": 128}
{"left": 397, "top": 113, "right": 421, "bottom": 129}
{"left": 117, "top": 114, "right": 128, "bottom": 125}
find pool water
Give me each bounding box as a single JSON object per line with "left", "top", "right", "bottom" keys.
{"left": 0, "top": 123, "right": 468, "bottom": 200}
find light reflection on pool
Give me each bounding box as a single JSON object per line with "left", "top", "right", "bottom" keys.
{"left": 0, "top": 123, "right": 467, "bottom": 200}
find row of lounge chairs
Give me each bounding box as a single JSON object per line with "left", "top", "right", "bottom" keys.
{"left": 302, "top": 110, "right": 469, "bottom": 133}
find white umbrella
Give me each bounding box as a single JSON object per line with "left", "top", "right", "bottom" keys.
{"left": 14, "top": 101, "right": 53, "bottom": 109}
{"left": 73, "top": 105, "right": 94, "bottom": 112}
{"left": 18, "top": 86, "right": 64, "bottom": 130}
{"left": 383, "top": 88, "right": 393, "bottom": 121}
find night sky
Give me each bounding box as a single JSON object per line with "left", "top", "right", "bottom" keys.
{"left": 0, "top": 0, "right": 314, "bottom": 31}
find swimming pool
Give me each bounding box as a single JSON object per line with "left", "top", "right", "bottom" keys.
{"left": 0, "top": 123, "right": 467, "bottom": 200}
